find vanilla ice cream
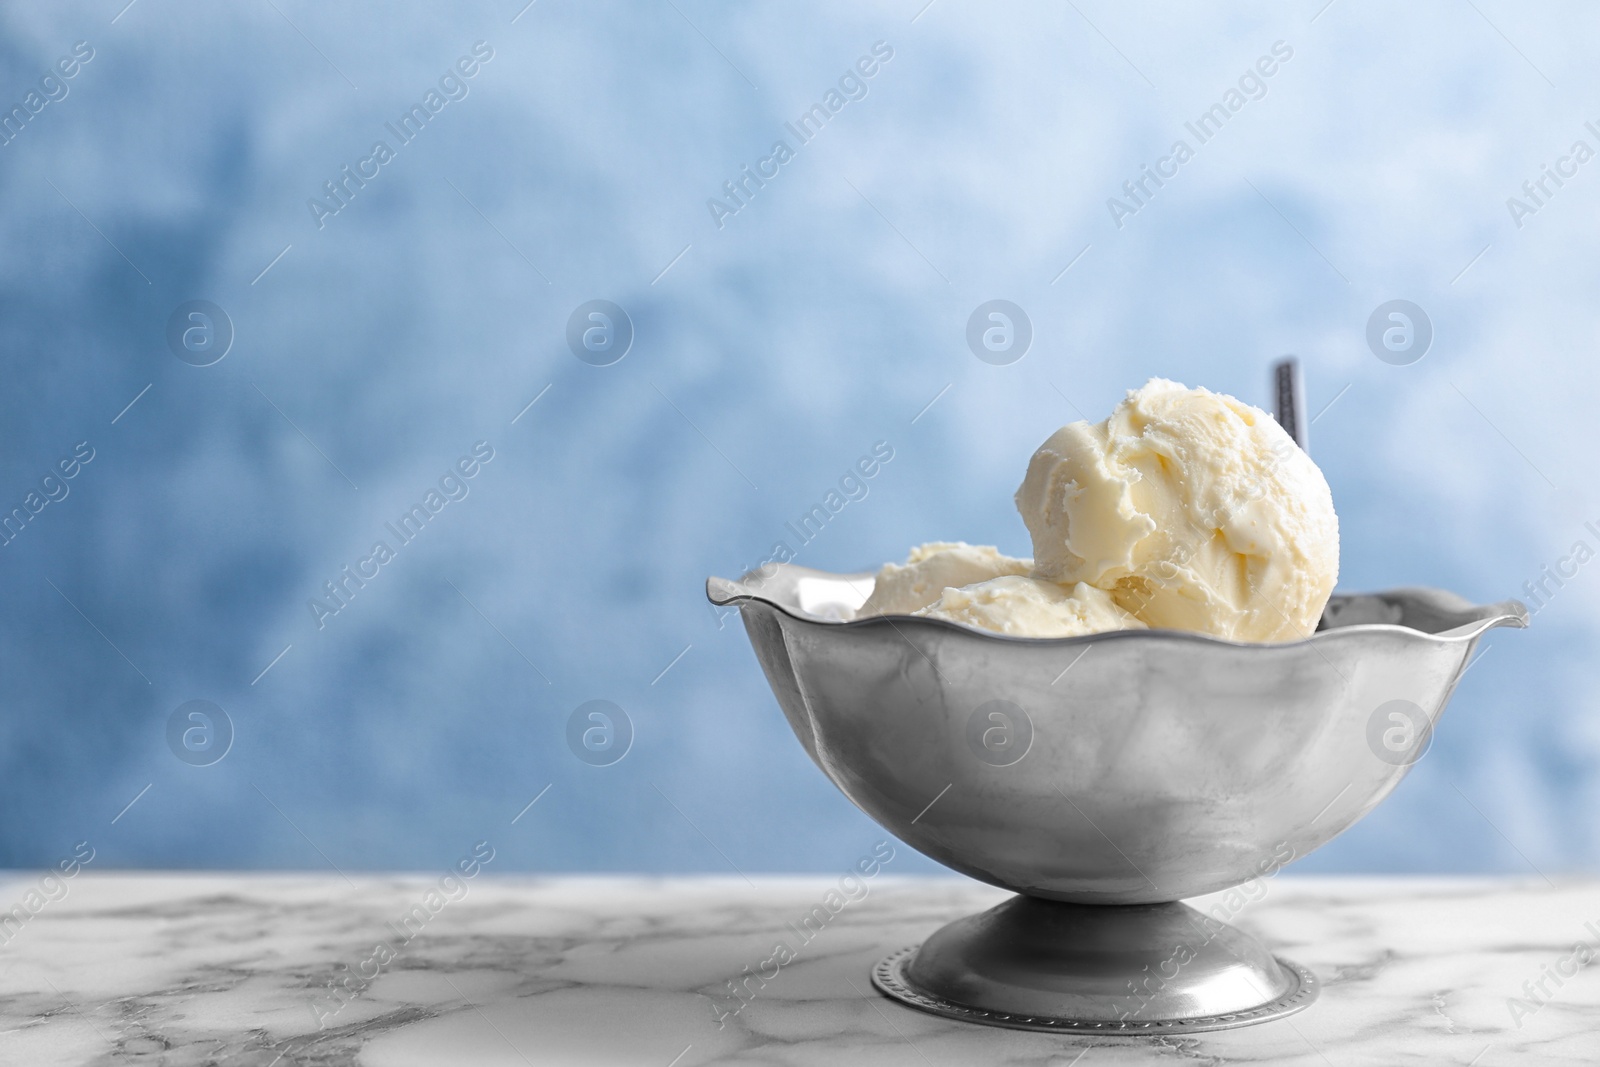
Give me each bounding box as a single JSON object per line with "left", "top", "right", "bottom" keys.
{"left": 917, "top": 576, "right": 1146, "bottom": 638}
{"left": 857, "top": 542, "right": 1031, "bottom": 617}
{"left": 1014, "top": 378, "right": 1338, "bottom": 641}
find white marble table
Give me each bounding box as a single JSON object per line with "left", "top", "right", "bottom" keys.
{"left": 0, "top": 873, "right": 1595, "bottom": 1065}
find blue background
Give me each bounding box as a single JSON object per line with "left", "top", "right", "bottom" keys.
{"left": 0, "top": 0, "right": 1592, "bottom": 878}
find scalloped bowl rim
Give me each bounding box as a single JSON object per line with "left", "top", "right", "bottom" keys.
{"left": 706, "top": 571, "right": 1529, "bottom": 649}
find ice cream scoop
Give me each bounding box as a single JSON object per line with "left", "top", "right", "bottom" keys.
{"left": 1015, "top": 378, "right": 1339, "bottom": 642}
{"left": 917, "top": 575, "right": 1145, "bottom": 638}
{"left": 856, "top": 542, "right": 1031, "bottom": 617}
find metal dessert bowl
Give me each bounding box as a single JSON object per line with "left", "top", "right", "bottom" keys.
{"left": 706, "top": 563, "right": 1528, "bottom": 1033}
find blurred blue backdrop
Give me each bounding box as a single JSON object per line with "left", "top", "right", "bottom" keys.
{"left": 0, "top": 0, "right": 1594, "bottom": 877}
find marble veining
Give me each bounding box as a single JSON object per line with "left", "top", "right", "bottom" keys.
{"left": 0, "top": 874, "right": 1595, "bottom": 1065}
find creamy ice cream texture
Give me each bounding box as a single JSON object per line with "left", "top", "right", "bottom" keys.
{"left": 856, "top": 379, "right": 1340, "bottom": 641}
{"left": 857, "top": 541, "right": 1032, "bottom": 616}
{"left": 917, "top": 576, "right": 1147, "bottom": 638}
{"left": 1016, "top": 378, "right": 1338, "bottom": 641}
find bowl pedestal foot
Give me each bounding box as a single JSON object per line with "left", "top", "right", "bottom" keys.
{"left": 872, "top": 894, "right": 1317, "bottom": 1033}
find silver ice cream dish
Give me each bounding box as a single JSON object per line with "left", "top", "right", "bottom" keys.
{"left": 706, "top": 564, "right": 1527, "bottom": 1033}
